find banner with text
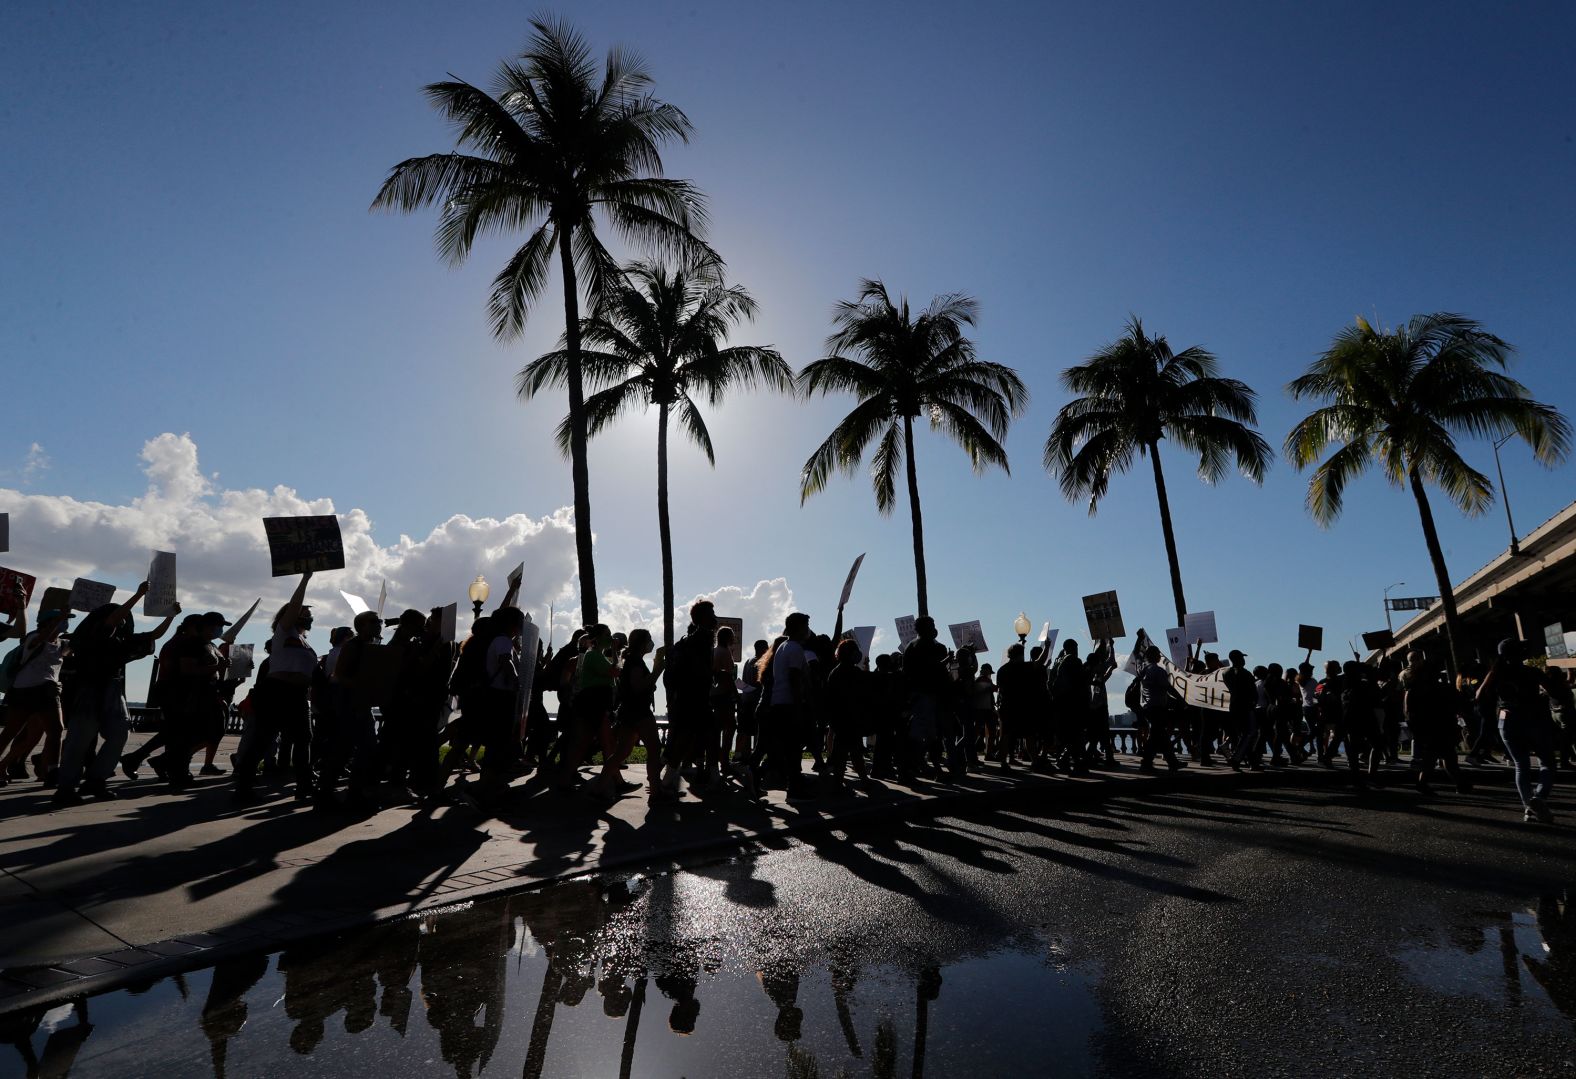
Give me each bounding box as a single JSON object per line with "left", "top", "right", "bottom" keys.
{"left": 263, "top": 515, "right": 345, "bottom": 577}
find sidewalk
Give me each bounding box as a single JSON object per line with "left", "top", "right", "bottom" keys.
{"left": 0, "top": 736, "right": 1364, "bottom": 1015}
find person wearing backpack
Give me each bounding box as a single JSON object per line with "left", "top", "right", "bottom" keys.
{"left": 54, "top": 583, "right": 180, "bottom": 807}
{"left": 0, "top": 607, "right": 73, "bottom": 786}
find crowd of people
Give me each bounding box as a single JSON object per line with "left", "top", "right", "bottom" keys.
{"left": 0, "top": 574, "right": 1569, "bottom": 823}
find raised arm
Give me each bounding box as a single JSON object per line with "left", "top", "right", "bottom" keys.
{"left": 150, "top": 601, "right": 182, "bottom": 640}
{"left": 110, "top": 581, "right": 151, "bottom": 627}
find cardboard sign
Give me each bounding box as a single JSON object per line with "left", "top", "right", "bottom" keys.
{"left": 715, "top": 616, "right": 744, "bottom": 663}
{"left": 437, "top": 602, "right": 458, "bottom": 644}
{"left": 1298, "top": 624, "right": 1324, "bottom": 652}
{"left": 144, "top": 551, "right": 178, "bottom": 617}
{"left": 0, "top": 513, "right": 8, "bottom": 553}
{"left": 0, "top": 568, "right": 38, "bottom": 617}
{"left": 340, "top": 591, "right": 371, "bottom": 618}
{"left": 850, "top": 625, "right": 876, "bottom": 664}
{"left": 1082, "top": 591, "right": 1125, "bottom": 640}
{"left": 948, "top": 620, "right": 988, "bottom": 653}
{"left": 38, "top": 586, "right": 72, "bottom": 619}
{"left": 1182, "top": 610, "right": 1218, "bottom": 646}
{"left": 224, "top": 598, "right": 260, "bottom": 644}
{"left": 1361, "top": 629, "right": 1395, "bottom": 651}
{"left": 227, "top": 643, "right": 255, "bottom": 681}
{"left": 895, "top": 615, "right": 918, "bottom": 650}
{"left": 1165, "top": 627, "right": 1189, "bottom": 669}
{"left": 838, "top": 553, "right": 865, "bottom": 610}
{"left": 69, "top": 578, "right": 116, "bottom": 612}
{"left": 263, "top": 515, "right": 345, "bottom": 577}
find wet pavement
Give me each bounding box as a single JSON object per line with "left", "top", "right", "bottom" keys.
{"left": 3, "top": 784, "right": 1572, "bottom": 1077}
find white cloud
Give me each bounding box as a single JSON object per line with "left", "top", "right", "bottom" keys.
{"left": 21, "top": 443, "right": 49, "bottom": 484}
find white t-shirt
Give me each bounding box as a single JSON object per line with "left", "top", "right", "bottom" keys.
{"left": 269, "top": 625, "right": 319, "bottom": 678}
{"left": 11, "top": 633, "right": 67, "bottom": 690}
{"left": 770, "top": 640, "right": 808, "bottom": 706}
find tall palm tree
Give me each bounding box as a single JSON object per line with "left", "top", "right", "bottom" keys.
{"left": 1044, "top": 317, "right": 1271, "bottom": 627}
{"left": 518, "top": 260, "right": 792, "bottom": 648}
{"left": 371, "top": 17, "right": 708, "bottom": 625}
{"left": 1286, "top": 313, "right": 1570, "bottom": 671}
{"left": 799, "top": 281, "right": 1027, "bottom": 617}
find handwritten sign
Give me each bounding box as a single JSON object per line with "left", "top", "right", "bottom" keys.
{"left": 895, "top": 615, "right": 918, "bottom": 650}
{"left": 948, "top": 620, "right": 988, "bottom": 653}
{"left": 145, "top": 551, "right": 178, "bottom": 617}
{"left": 263, "top": 515, "right": 344, "bottom": 577}
{"left": 838, "top": 553, "right": 865, "bottom": 610}
{"left": 69, "top": 578, "right": 116, "bottom": 612}
{"left": 0, "top": 568, "right": 38, "bottom": 617}
{"left": 1136, "top": 629, "right": 1232, "bottom": 711}
{"left": 1165, "top": 627, "right": 1189, "bottom": 669}
{"left": 715, "top": 616, "right": 744, "bottom": 663}
{"left": 1182, "top": 610, "right": 1218, "bottom": 645}
{"left": 1082, "top": 591, "right": 1125, "bottom": 640}
{"left": 1298, "top": 624, "right": 1324, "bottom": 652}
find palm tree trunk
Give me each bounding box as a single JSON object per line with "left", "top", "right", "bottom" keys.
{"left": 1408, "top": 467, "right": 1462, "bottom": 674}
{"left": 903, "top": 415, "right": 929, "bottom": 618}
{"left": 557, "top": 225, "right": 598, "bottom": 626}
{"left": 657, "top": 402, "right": 675, "bottom": 651}
{"left": 1148, "top": 442, "right": 1188, "bottom": 627}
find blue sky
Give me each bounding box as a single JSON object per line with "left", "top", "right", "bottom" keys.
{"left": 4, "top": 0, "right": 1575, "bottom": 668}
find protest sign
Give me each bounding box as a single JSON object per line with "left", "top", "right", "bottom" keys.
{"left": 376, "top": 581, "right": 387, "bottom": 618}
{"left": 438, "top": 602, "right": 458, "bottom": 644}
{"left": 39, "top": 586, "right": 72, "bottom": 618}
{"left": 507, "top": 562, "right": 524, "bottom": 592}
{"left": 516, "top": 616, "right": 541, "bottom": 734}
{"left": 224, "top": 598, "right": 260, "bottom": 644}
{"left": 1042, "top": 627, "right": 1060, "bottom": 656}
{"left": 1121, "top": 629, "right": 1156, "bottom": 676}
{"left": 227, "top": 643, "right": 255, "bottom": 681}
{"left": 1360, "top": 629, "right": 1395, "bottom": 652}
{"left": 144, "top": 551, "right": 177, "bottom": 617}
{"left": 851, "top": 626, "right": 876, "bottom": 665}
{"left": 895, "top": 615, "right": 918, "bottom": 650}
{"left": 716, "top": 616, "right": 744, "bottom": 663}
{"left": 1165, "top": 627, "right": 1189, "bottom": 668}
{"left": 838, "top": 553, "right": 865, "bottom": 610}
{"left": 1182, "top": 610, "right": 1218, "bottom": 646}
{"left": 1544, "top": 623, "right": 1567, "bottom": 660}
{"left": 69, "top": 578, "right": 115, "bottom": 612}
{"left": 0, "top": 568, "right": 38, "bottom": 617}
{"left": 1298, "top": 624, "right": 1324, "bottom": 652}
{"left": 340, "top": 591, "right": 371, "bottom": 617}
{"left": 948, "top": 620, "right": 988, "bottom": 653}
{"left": 1082, "top": 591, "right": 1125, "bottom": 640}
{"left": 263, "top": 515, "right": 344, "bottom": 577}
{"left": 0, "top": 513, "right": 7, "bottom": 553}
{"left": 1135, "top": 629, "right": 1233, "bottom": 711}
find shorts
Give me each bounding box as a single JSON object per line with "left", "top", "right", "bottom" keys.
{"left": 6, "top": 682, "right": 61, "bottom": 715}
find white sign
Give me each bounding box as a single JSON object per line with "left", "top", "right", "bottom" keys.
{"left": 507, "top": 562, "right": 524, "bottom": 591}
{"left": 1165, "top": 627, "right": 1189, "bottom": 669}
{"left": 340, "top": 590, "right": 371, "bottom": 617}
{"left": 144, "top": 551, "right": 178, "bottom": 617}
{"left": 948, "top": 620, "right": 988, "bottom": 653}
{"left": 1042, "top": 628, "right": 1060, "bottom": 657}
{"left": 376, "top": 580, "right": 387, "bottom": 618}
{"left": 69, "top": 578, "right": 116, "bottom": 612}
{"left": 438, "top": 602, "right": 458, "bottom": 644}
{"left": 227, "top": 643, "right": 255, "bottom": 681}
{"left": 1122, "top": 629, "right": 1156, "bottom": 676}
{"left": 850, "top": 625, "right": 876, "bottom": 664}
{"left": 838, "top": 553, "right": 865, "bottom": 610}
{"left": 1183, "top": 610, "right": 1218, "bottom": 646}
{"left": 224, "top": 598, "right": 260, "bottom": 644}
{"left": 1135, "top": 627, "right": 1233, "bottom": 711}
{"left": 895, "top": 615, "right": 918, "bottom": 650}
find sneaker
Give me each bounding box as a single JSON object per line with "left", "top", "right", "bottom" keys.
{"left": 83, "top": 781, "right": 117, "bottom": 801}
{"left": 199, "top": 764, "right": 225, "bottom": 776}
{"left": 120, "top": 755, "right": 141, "bottom": 780}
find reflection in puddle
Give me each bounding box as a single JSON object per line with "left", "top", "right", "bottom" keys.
{"left": 1396, "top": 889, "right": 1575, "bottom": 1031}
{"left": 0, "top": 869, "right": 1104, "bottom": 1078}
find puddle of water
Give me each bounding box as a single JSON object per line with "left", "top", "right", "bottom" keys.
{"left": 0, "top": 871, "right": 1104, "bottom": 1078}
{"left": 1395, "top": 889, "right": 1576, "bottom": 1031}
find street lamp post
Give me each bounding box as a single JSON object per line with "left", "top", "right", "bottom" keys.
{"left": 468, "top": 574, "right": 490, "bottom": 624}
{"left": 1492, "top": 433, "right": 1521, "bottom": 556}
{"left": 1383, "top": 580, "right": 1405, "bottom": 635}
{"left": 1013, "top": 611, "right": 1031, "bottom": 651}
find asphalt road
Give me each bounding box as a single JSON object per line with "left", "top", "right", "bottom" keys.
{"left": 6, "top": 778, "right": 1572, "bottom": 1077}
